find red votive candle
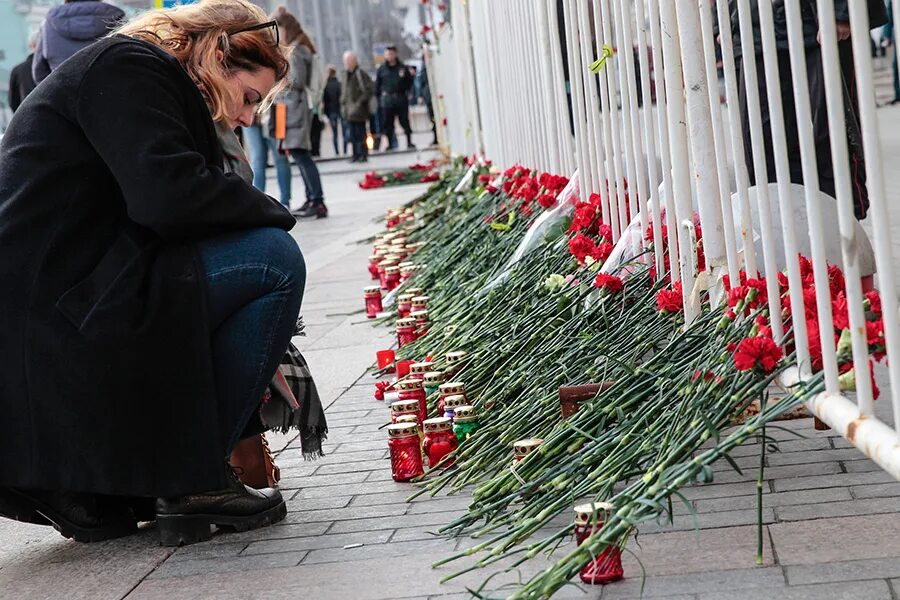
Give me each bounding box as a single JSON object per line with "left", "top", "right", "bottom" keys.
{"left": 423, "top": 417, "right": 458, "bottom": 468}
{"left": 387, "top": 423, "right": 424, "bottom": 482}
{"left": 573, "top": 502, "right": 624, "bottom": 585}
{"left": 364, "top": 286, "right": 383, "bottom": 319}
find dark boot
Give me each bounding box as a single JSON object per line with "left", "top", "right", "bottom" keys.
{"left": 155, "top": 464, "right": 286, "bottom": 547}
{"left": 0, "top": 487, "right": 137, "bottom": 542}
{"left": 291, "top": 201, "right": 312, "bottom": 216}
{"left": 296, "top": 203, "right": 328, "bottom": 219}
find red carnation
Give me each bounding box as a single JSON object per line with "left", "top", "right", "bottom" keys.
{"left": 537, "top": 193, "right": 556, "bottom": 209}
{"left": 478, "top": 174, "right": 491, "bottom": 185}
{"left": 568, "top": 233, "right": 598, "bottom": 264}
{"left": 732, "top": 336, "right": 783, "bottom": 374}
{"left": 832, "top": 293, "right": 850, "bottom": 331}
{"left": 865, "top": 290, "right": 882, "bottom": 316}
{"left": 420, "top": 172, "right": 440, "bottom": 183}
{"left": 656, "top": 282, "right": 684, "bottom": 313}
{"left": 374, "top": 381, "right": 390, "bottom": 401}
{"left": 593, "top": 273, "right": 624, "bottom": 293}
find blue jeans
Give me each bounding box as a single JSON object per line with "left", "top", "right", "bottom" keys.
{"left": 197, "top": 228, "right": 305, "bottom": 454}
{"left": 289, "top": 150, "right": 325, "bottom": 205}
{"left": 241, "top": 125, "right": 292, "bottom": 207}
{"left": 327, "top": 112, "right": 343, "bottom": 155}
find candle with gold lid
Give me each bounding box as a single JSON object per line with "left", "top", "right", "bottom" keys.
{"left": 573, "top": 502, "right": 623, "bottom": 584}
{"left": 422, "top": 417, "right": 457, "bottom": 468}
{"left": 387, "top": 423, "right": 424, "bottom": 482}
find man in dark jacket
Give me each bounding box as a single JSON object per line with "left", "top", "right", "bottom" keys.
{"left": 341, "top": 50, "right": 375, "bottom": 162}
{"left": 8, "top": 32, "right": 38, "bottom": 112}
{"left": 33, "top": 0, "right": 124, "bottom": 83}
{"left": 376, "top": 45, "right": 416, "bottom": 150}
{"left": 725, "top": 0, "right": 888, "bottom": 220}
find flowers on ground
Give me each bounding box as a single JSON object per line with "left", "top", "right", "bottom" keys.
{"left": 593, "top": 273, "right": 624, "bottom": 293}
{"left": 656, "top": 282, "right": 684, "bottom": 314}
{"left": 732, "top": 336, "right": 783, "bottom": 374}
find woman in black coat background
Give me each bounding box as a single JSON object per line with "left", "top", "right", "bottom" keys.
{"left": 0, "top": 0, "right": 304, "bottom": 546}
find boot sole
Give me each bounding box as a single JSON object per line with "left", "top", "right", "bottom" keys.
{"left": 0, "top": 488, "right": 136, "bottom": 542}
{"left": 157, "top": 500, "right": 287, "bottom": 547}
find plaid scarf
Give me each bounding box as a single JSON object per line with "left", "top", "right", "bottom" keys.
{"left": 259, "top": 320, "right": 328, "bottom": 459}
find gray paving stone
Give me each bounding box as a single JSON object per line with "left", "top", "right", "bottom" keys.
{"left": 726, "top": 436, "right": 831, "bottom": 458}
{"left": 843, "top": 458, "right": 887, "bottom": 473}
{"left": 765, "top": 447, "right": 868, "bottom": 467}
{"left": 314, "top": 458, "right": 390, "bottom": 475}
{"left": 328, "top": 510, "right": 461, "bottom": 535}
{"left": 677, "top": 481, "right": 766, "bottom": 501}
{"left": 772, "top": 469, "right": 895, "bottom": 492}
{"left": 697, "top": 579, "right": 891, "bottom": 600}
{"left": 390, "top": 526, "right": 451, "bottom": 543}
{"left": 301, "top": 538, "right": 453, "bottom": 565}
{"left": 281, "top": 501, "right": 408, "bottom": 525}
{"left": 598, "top": 566, "right": 785, "bottom": 598}
{"left": 852, "top": 482, "right": 900, "bottom": 499}
{"left": 407, "top": 496, "right": 474, "bottom": 514}
{"left": 365, "top": 468, "right": 398, "bottom": 482}
{"left": 350, "top": 490, "right": 421, "bottom": 507}
{"left": 775, "top": 497, "right": 900, "bottom": 522}
{"left": 786, "top": 557, "right": 900, "bottom": 585}
{"left": 770, "top": 513, "right": 900, "bottom": 565}
{"left": 680, "top": 486, "right": 852, "bottom": 515}
{"left": 277, "top": 470, "right": 370, "bottom": 490}
{"left": 284, "top": 495, "right": 352, "bottom": 512}
{"left": 702, "top": 460, "right": 842, "bottom": 485}
{"left": 167, "top": 541, "right": 248, "bottom": 563}
{"left": 637, "top": 507, "right": 775, "bottom": 534}
{"left": 291, "top": 479, "right": 411, "bottom": 499}
{"left": 147, "top": 551, "right": 306, "bottom": 579}
{"left": 241, "top": 530, "right": 394, "bottom": 556}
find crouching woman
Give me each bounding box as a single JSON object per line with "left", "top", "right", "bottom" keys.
{"left": 0, "top": 0, "right": 305, "bottom": 545}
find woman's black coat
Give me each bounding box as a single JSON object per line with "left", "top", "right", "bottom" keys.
{"left": 0, "top": 37, "right": 295, "bottom": 497}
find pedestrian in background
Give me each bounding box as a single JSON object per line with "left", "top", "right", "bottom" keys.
{"left": 32, "top": 0, "right": 124, "bottom": 83}
{"left": 341, "top": 50, "right": 375, "bottom": 163}
{"left": 0, "top": 0, "right": 300, "bottom": 545}
{"left": 272, "top": 6, "right": 328, "bottom": 219}
{"left": 416, "top": 62, "right": 438, "bottom": 147}
{"left": 8, "top": 31, "right": 39, "bottom": 112}
{"left": 323, "top": 64, "right": 344, "bottom": 155}
{"left": 376, "top": 45, "right": 416, "bottom": 150}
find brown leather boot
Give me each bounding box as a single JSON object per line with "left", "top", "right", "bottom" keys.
{"left": 229, "top": 434, "right": 281, "bottom": 489}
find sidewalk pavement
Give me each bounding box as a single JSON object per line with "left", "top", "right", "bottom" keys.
{"left": 5, "top": 109, "right": 900, "bottom": 600}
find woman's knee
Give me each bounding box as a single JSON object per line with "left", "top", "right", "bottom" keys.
{"left": 259, "top": 229, "right": 305, "bottom": 290}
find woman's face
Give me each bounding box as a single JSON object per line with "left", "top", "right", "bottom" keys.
{"left": 222, "top": 67, "right": 277, "bottom": 129}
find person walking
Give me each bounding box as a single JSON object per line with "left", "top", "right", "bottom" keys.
{"left": 0, "top": 0, "right": 304, "bottom": 546}
{"left": 323, "top": 65, "right": 344, "bottom": 155}
{"left": 32, "top": 0, "right": 125, "bottom": 83}
{"left": 241, "top": 116, "right": 293, "bottom": 207}
{"left": 8, "top": 32, "right": 39, "bottom": 113}
{"left": 341, "top": 50, "right": 375, "bottom": 163}
{"left": 272, "top": 7, "right": 327, "bottom": 219}
{"left": 375, "top": 45, "right": 416, "bottom": 150}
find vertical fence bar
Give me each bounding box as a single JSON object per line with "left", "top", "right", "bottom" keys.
{"left": 575, "top": 0, "right": 600, "bottom": 193}
{"left": 611, "top": 0, "right": 642, "bottom": 240}
{"left": 562, "top": 0, "right": 588, "bottom": 198}
{"left": 714, "top": 0, "right": 758, "bottom": 278}
{"left": 648, "top": 0, "right": 681, "bottom": 282}
{"left": 675, "top": 0, "right": 727, "bottom": 283}
{"left": 598, "top": 0, "right": 629, "bottom": 238}
{"left": 547, "top": 0, "right": 576, "bottom": 174}
{"left": 532, "top": 0, "right": 559, "bottom": 173}
{"left": 734, "top": 0, "right": 785, "bottom": 341}
{"left": 698, "top": 1, "right": 740, "bottom": 287}
{"left": 756, "top": 0, "right": 813, "bottom": 373}
{"left": 591, "top": 0, "right": 619, "bottom": 232}
{"left": 659, "top": 0, "right": 697, "bottom": 319}
{"left": 846, "top": 0, "right": 900, "bottom": 417}
{"left": 808, "top": 2, "right": 873, "bottom": 404}
{"left": 633, "top": 0, "right": 664, "bottom": 274}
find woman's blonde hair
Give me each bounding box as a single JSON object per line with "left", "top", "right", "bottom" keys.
{"left": 115, "top": 0, "right": 290, "bottom": 122}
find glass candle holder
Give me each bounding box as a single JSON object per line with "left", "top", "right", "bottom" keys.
{"left": 397, "top": 293, "right": 415, "bottom": 318}
{"left": 367, "top": 255, "right": 381, "bottom": 280}
{"left": 391, "top": 236, "right": 408, "bottom": 247}
{"left": 390, "top": 398, "right": 420, "bottom": 424}
{"left": 445, "top": 350, "right": 468, "bottom": 378}
{"left": 512, "top": 438, "right": 544, "bottom": 464}
{"left": 423, "top": 417, "right": 458, "bottom": 468}
{"left": 411, "top": 295, "right": 430, "bottom": 313}
{"left": 441, "top": 394, "right": 468, "bottom": 421}
{"left": 396, "top": 318, "right": 418, "bottom": 348}
{"left": 573, "top": 503, "right": 624, "bottom": 585}
{"left": 437, "top": 381, "right": 466, "bottom": 416}
{"left": 410, "top": 309, "right": 429, "bottom": 336}
{"left": 388, "top": 423, "right": 424, "bottom": 482}
{"left": 396, "top": 379, "right": 427, "bottom": 424}
{"left": 423, "top": 370, "right": 445, "bottom": 396}
{"left": 452, "top": 405, "right": 480, "bottom": 443}
{"left": 408, "top": 361, "right": 434, "bottom": 382}
{"left": 394, "top": 413, "right": 424, "bottom": 442}
{"left": 385, "top": 266, "right": 401, "bottom": 291}
{"left": 364, "top": 286, "right": 383, "bottom": 319}
{"left": 378, "top": 260, "right": 397, "bottom": 289}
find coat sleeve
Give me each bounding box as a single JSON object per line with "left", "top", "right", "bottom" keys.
{"left": 75, "top": 44, "right": 295, "bottom": 240}
{"left": 8, "top": 68, "right": 21, "bottom": 112}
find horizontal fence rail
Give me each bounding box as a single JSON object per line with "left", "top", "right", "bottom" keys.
{"left": 427, "top": 0, "right": 900, "bottom": 480}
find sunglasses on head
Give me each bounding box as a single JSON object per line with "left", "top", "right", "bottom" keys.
{"left": 228, "top": 20, "right": 279, "bottom": 46}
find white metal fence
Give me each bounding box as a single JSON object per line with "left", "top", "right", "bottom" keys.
{"left": 427, "top": 0, "right": 900, "bottom": 480}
